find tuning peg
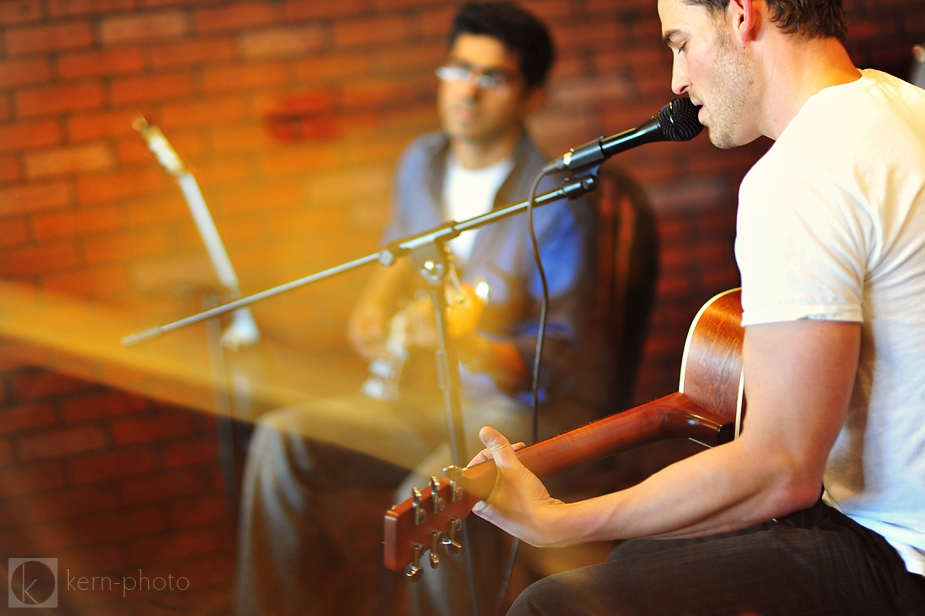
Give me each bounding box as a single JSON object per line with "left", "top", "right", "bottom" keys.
{"left": 429, "top": 531, "right": 443, "bottom": 569}
{"left": 412, "top": 487, "right": 426, "bottom": 526}
{"left": 442, "top": 517, "right": 462, "bottom": 555}
{"left": 445, "top": 466, "right": 464, "bottom": 502}
{"left": 430, "top": 477, "right": 445, "bottom": 513}
{"left": 407, "top": 543, "right": 424, "bottom": 582}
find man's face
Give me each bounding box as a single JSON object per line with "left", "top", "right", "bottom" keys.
{"left": 659, "top": 0, "right": 757, "bottom": 148}
{"left": 436, "top": 33, "right": 534, "bottom": 145}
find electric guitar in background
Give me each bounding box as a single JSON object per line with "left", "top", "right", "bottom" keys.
{"left": 134, "top": 117, "right": 261, "bottom": 350}
{"left": 383, "top": 288, "right": 745, "bottom": 580}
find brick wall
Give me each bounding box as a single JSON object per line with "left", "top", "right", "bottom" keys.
{"left": 0, "top": 365, "right": 234, "bottom": 613}
{"left": 0, "top": 0, "right": 923, "bottom": 612}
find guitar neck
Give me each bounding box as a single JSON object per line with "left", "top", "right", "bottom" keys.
{"left": 383, "top": 392, "right": 726, "bottom": 572}
{"left": 461, "top": 392, "right": 723, "bottom": 503}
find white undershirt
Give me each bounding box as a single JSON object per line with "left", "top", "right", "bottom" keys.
{"left": 442, "top": 152, "right": 515, "bottom": 265}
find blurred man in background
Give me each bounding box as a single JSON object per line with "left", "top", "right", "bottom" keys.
{"left": 235, "top": 3, "right": 617, "bottom": 615}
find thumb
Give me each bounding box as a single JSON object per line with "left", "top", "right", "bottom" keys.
{"left": 479, "top": 426, "right": 520, "bottom": 470}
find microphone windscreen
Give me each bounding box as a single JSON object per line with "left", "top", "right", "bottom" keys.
{"left": 657, "top": 98, "right": 704, "bottom": 142}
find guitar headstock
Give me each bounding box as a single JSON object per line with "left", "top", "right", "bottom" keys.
{"left": 383, "top": 466, "right": 477, "bottom": 579}
{"left": 133, "top": 117, "right": 187, "bottom": 176}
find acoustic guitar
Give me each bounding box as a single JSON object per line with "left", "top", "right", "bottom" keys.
{"left": 383, "top": 288, "right": 746, "bottom": 579}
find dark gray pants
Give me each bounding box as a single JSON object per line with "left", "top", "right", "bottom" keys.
{"left": 509, "top": 499, "right": 925, "bottom": 616}
{"left": 234, "top": 388, "right": 595, "bottom": 616}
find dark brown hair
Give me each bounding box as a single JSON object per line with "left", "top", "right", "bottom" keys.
{"left": 685, "top": 0, "right": 847, "bottom": 43}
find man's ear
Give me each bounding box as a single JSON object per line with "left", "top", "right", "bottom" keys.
{"left": 727, "top": 0, "right": 759, "bottom": 46}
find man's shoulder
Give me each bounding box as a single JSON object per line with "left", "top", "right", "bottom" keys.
{"left": 401, "top": 131, "right": 449, "bottom": 160}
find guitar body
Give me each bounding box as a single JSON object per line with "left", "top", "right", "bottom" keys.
{"left": 383, "top": 289, "right": 745, "bottom": 576}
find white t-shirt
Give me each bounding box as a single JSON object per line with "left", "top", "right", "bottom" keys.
{"left": 735, "top": 69, "right": 925, "bottom": 575}
{"left": 442, "top": 153, "right": 515, "bottom": 264}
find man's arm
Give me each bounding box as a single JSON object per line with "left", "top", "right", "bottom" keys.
{"left": 470, "top": 318, "right": 861, "bottom": 547}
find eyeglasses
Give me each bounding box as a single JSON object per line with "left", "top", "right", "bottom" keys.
{"left": 435, "top": 65, "right": 512, "bottom": 91}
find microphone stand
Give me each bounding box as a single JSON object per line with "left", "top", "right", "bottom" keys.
{"left": 123, "top": 168, "right": 601, "bottom": 468}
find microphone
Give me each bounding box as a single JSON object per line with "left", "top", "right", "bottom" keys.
{"left": 542, "top": 98, "right": 703, "bottom": 173}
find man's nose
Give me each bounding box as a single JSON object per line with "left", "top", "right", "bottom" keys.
{"left": 671, "top": 59, "right": 691, "bottom": 95}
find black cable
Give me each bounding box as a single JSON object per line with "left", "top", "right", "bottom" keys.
{"left": 494, "top": 169, "right": 551, "bottom": 615}
{"left": 526, "top": 169, "right": 551, "bottom": 443}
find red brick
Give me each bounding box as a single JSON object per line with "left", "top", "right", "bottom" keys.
{"left": 57, "top": 47, "right": 145, "bottom": 80}
{"left": 60, "top": 390, "right": 149, "bottom": 422}
{"left": 333, "top": 16, "right": 412, "bottom": 48}
{"left": 68, "top": 109, "right": 147, "bottom": 142}
{"left": 162, "top": 435, "right": 217, "bottom": 467}
{"left": 0, "top": 95, "right": 9, "bottom": 122}
{"left": 0, "top": 499, "right": 25, "bottom": 529}
{"left": 344, "top": 134, "right": 409, "bottom": 165}
{"left": 0, "top": 181, "right": 71, "bottom": 216}
{"left": 0, "top": 119, "right": 62, "bottom": 152}
{"left": 23, "top": 143, "right": 115, "bottom": 180}
{"left": 127, "top": 524, "right": 223, "bottom": 567}
{"left": 0, "top": 0, "right": 40, "bottom": 24}
{"left": 42, "top": 264, "right": 133, "bottom": 296}
{"left": 194, "top": 1, "right": 280, "bottom": 32}
{"left": 187, "top": 157, "right": 253, "bottom": 187}
{"left": 31, "top": 204, "right": 123, "bottom": 240}
{"left": 378, "top": 42, "right": 446, "bottom": 72}
{"left": 0, "top": 215, "right": 28, "bottom": 246}
{"left": 74, "top": 506, "right": 167, "bottom": 545}
{"left": 419, "top": 5, "right": 456, "bottom": 38}
{"left": 0, "top": 437, "right": 13, "bottom": 467}
{"left": 9, "top": 370, "right": 93, "bottom": 401}
{"left": 210, "top": 123, "right": 275, "bottom": 154}
{"left": 0, "top": 519, "right": 73, "bottom": 555}
{"left": 111, "top": 411, "right": 201, "bottom": 445}
{"left": 0, "top": 400, "right": 57, "bottom": 435}
{"left": 169, "top": 494, "right": 228, "bottom": 527}
{"left": 99, "top": 10, "right": 189, "bottom": 45}
{"left": 307, "top": 165, "right": 392, "bottom": 204}
{"left": 16, "top": 82, "right": 104, "bottom": 118}
{"left": 150, "top": 36, "right": 235, "bottom": 68}
{"left": 341, "top": 77, "right": 431, "bottom": 107}
{"left": 22, "top": 484, "right": 120, "bottom": 523}
{"left": 5, "top": 21, "right": 95, "bottom": 56}
{"left": 17, "top": 424, "right": 107, "bottom": 461}
{"left": 158, "top": 96, "right": 246, "bottom": 129}
{"left": 49, "top": 0, "right": 134, "bottom": 17}
{"left": 259, "top": 144, "right": 342, "bottom": 177}
{"left": 57, "top": 544, "right": 126, "bottom": 577}
{"left": 0, "top": 154, "right": 19, "bottom": 184}
{"left": 294, "top": 53, "right": 371, "bottom": 83}
{"left": 125, "top": 194, "right": 190, "bottom": 228}
{"left": 215, "top": 181, "right": 301, "bottom": 213}
{"left": 0, "top": 57, "right": 50, "bottom": 88}
{"left": 76, "top": 169, "right": 164, "bottom": 204}
{"left": 83, "top": 229, "right": 173, "bottom": 264}
{"left": 142, "top": 0, "right": 218, "bottom": 6}
{"left": 284, "top": 0, "right": 362, "bottom": 20}
{"left": 71, "top": 447, "right": 158, "bottom": 484}
{"left": 0, "top": 460, "right": 66, "bottom": 496}
{"left": 109, "top": 72, "right": 194, "bottom": 105}
{"left": 120, "top": 467, "right": 206, "bottom": 506}
{"left": 238, "top": 25, "right": 324, "bottom": 59}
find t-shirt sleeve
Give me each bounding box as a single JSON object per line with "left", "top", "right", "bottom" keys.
{"left": 735, "top": 159, "right": 868, "bottom": 327}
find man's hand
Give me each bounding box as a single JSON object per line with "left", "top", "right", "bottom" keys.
{"left": 468, "top": 427, "right": 568, "bottom": 547}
